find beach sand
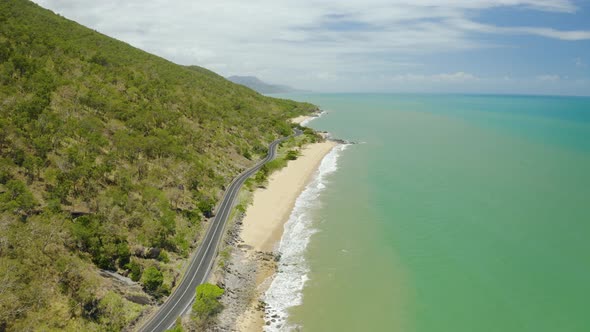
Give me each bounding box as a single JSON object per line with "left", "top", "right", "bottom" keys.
{"left": 290, "top": 115, "right": 314, "bottom": 124}
{"left": 235, "top": 140, "right": 337, "bottom": 332}
{"left": 240, "top": 141, "right": 337, "bottom": 252}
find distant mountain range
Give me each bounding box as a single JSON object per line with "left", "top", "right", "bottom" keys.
{"left": 227, "top": 75, "right": 299, "bottom": 94}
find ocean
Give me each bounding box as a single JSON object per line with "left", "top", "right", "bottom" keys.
{"left": 264, "top": 94, "right": 590, "bottom": 332}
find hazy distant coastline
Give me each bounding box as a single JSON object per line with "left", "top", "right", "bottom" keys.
{"left": 227, "top": 75, "right": 303, "bottom": 94}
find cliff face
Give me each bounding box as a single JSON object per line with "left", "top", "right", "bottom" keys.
{"left": 0, "top": 0, "right": 314, "bottom": 330}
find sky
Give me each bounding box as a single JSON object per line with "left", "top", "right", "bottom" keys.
{"left": 33, "top": 0, "right": 590, "bottom": 95}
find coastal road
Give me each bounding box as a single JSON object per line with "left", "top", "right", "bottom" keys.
{"left": 138, "top": 129, "right": 301, "bottom": 332}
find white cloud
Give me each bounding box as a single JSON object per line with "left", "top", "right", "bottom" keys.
{"left": 31, "top": 0, "right": 589, "bottom": 93}
{"left": 520, "top": 27, "right": 590, "bottom": 41}
{"left": 390, "top": 72, "right": 479, "bottom": 83}
{"left": 575, "top": 57, "right": 587, "bottom": 68}
{"left": 434, "top": 72, "right": 479, "bottom": 82}
{"left": 536, "top": 74, "right": 561, "bottom": 81}
{"left": 449, "top": 18, "right": 590, "bottom": 41}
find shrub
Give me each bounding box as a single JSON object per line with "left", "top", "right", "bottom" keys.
{"left": 158, "top": 250, "right": 170, "bottom": 263}
{"left": 126, "top": 260, "right": 142, "bottom": 282}
{"left": 98, "top": 292, "right": 126, "bottom": 330}
{"left": 197, "top": 197, "right": 215, "bottom": 218}
{"left": 167, "top": 318, "right": 184, "bottom": 332}
{"left": 192, "top": 283, "right": 224, "bottom": 325}
{"left": 242, "top": 149, "right": 252, "bottom": 160}
{"left": 141, "top": 266, "right": 163, "bottom": 293}
{"left": 286, "top": 149, "right": 299, "bottom": 160}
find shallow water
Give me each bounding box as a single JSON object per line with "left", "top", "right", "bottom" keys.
{"left": 267, "top": 94, "right": 590, "bottom": 332}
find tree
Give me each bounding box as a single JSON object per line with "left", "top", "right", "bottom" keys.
{"left": 125, "top": 259, "right": 142, "bottom": 282}
{"left": 196, "top": 196, "right": 215, "bottom": 218}
{"left": 191, "top": 283, "right": 224, "bottom": 325}
{"left": 0, "top": 40, "right": 12, "bottom": 63}
{"left": 0, "top": 179, "right": 37, "bottom": 216}
{"left": 254, "top": 164, "right": 269, "bottom": 183}
{"left": 23, "top": 155, "right": 43, "bottom": 182}
{"left": 141, "top": 266, "right": 163, "bottom": 293}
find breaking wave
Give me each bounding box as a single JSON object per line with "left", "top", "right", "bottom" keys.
{"left": 263, "top": 144, "right": 347, "bottom": 331}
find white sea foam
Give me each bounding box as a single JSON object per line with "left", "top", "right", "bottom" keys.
{"left": 263, "top": 144, "right": 347, "bottom": 331}
{"left": 300, "top": 110, "right": 327, "bottom": 126}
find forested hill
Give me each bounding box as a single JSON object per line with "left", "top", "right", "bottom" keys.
{"left": 0, "top": 0, "right": 315, "bottom": 330}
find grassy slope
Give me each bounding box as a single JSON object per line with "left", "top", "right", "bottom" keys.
{"left": 0, "top": 0, "right": 316, "bottom": 330}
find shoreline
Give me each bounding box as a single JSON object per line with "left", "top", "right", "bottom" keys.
{"left": 211, "top": 119, "right": 338, "bottom": 331}
{"left": 239, "top": 141, "right": 337, "bottom": 253}
{"left": 238, "top": 140, "right": 337, "bottom": 332}
{"left": 290, "top": 114, "right": 316, "bottom": 126}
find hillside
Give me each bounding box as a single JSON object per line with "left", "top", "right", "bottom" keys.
{"left": 227, "top": 75, "right": 297, "bottom": 94}
{"left": 0, "top": 0, "right": 316, "bottom": 330}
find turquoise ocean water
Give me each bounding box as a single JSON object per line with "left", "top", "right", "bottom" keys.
{"left": 264, "top": 94, "right": 590, "bottom": 332}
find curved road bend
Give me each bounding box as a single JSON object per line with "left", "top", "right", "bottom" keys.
{"left": 138, "top": 129, "right": 302, "bottom": 332}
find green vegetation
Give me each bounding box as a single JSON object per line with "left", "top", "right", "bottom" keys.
{"left": 141, "top": 266, "right": 165, "bottom": 294}
{"left": 97, "top": 292, "right": 143, "bottom": 331}
{"left": 0, "top": 0, "right": 316, "bottom": 330}
{"left": 217, "top": 247, "right": 232, "bottom": 269}
{"left": 286, "top": 149, "right": 300, "bottom": 160}
{"left": 191, "top": 283, "right": 225, "bottom": 328}
{"left": 252, "top": 130, "right": 321, "bottom": 186}
{"left": 167, "top": 318, "right": 185, "bottom": 332}
{"left": 126, "top": 259, "right": 143, "bottom": 282}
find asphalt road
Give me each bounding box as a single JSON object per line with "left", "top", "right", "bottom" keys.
{"left": 138, "top": 129, "right": 301, "bottom": 332}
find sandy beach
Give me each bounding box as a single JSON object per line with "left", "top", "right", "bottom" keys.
{"left": 237, "top": 140, "right": 336, "bottom": 331}
{"left": 240, "top": 141, "right": 336, "bottom": 253}
{"left": 206, "top": 112, "right": 337, "bottom": 332}
{"left": 290, "top": 115, "right": 315, "bottom": 125}
{"left": 208, "top": 133, "right": 337, "bottom": 332}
